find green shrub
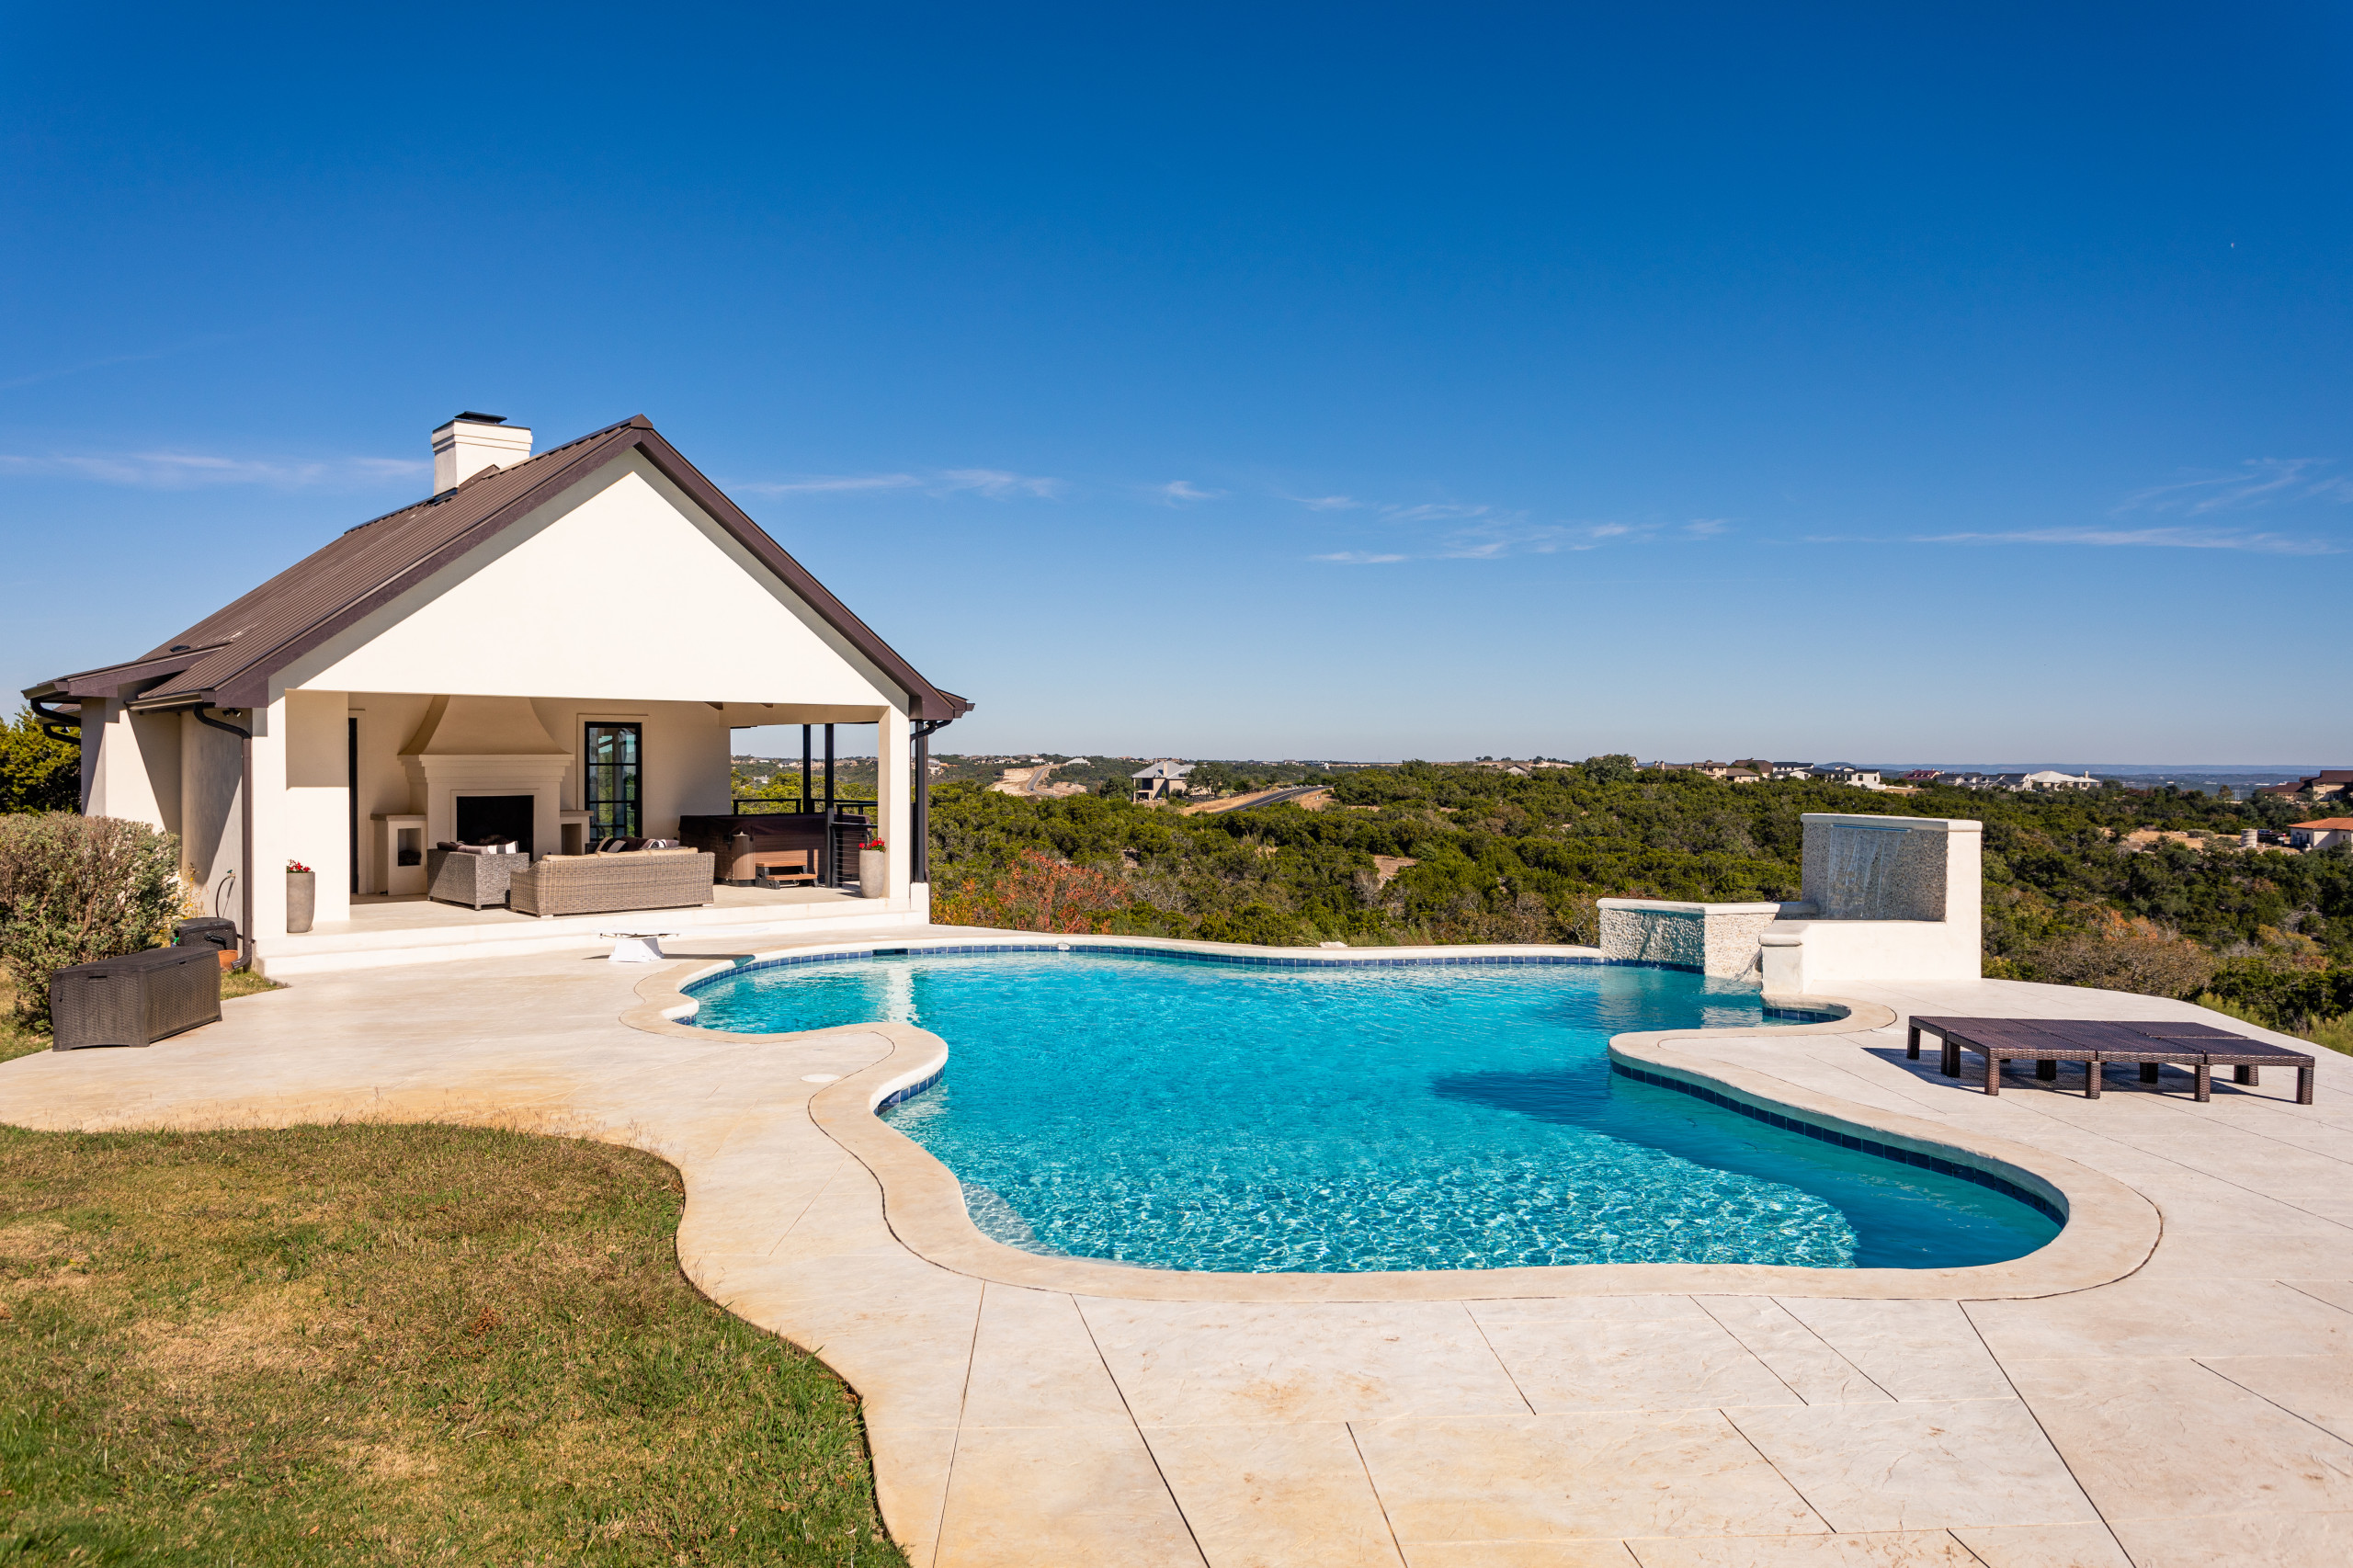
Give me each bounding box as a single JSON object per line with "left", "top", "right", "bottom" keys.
{"left": 0, "top": 706, "right": 81, "bottom": 813}
{"left": 2204, "top": 958, "right": 2353, "bottom": 1029}
{"left": 0, "top": 812, "right": 183, "bottom": 1027}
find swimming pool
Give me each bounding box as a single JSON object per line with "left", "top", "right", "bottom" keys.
{"left": 686, "top": 948, "right": 2061, "bottom": 1273}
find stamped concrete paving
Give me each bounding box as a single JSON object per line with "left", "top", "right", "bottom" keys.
{"left": 5, "top": 931, "right": 2351, "bottom": 1567}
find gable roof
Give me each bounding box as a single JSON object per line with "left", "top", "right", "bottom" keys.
{"left": 2291, "top": 818, "right": 2353, "bottom": 832}
{"left": 26, "top": 416, "right": 971, "bottom": 721}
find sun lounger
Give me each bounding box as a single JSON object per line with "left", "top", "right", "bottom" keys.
{"left": 1905, "top": 1016, "right": 2314, "bottom": 1105}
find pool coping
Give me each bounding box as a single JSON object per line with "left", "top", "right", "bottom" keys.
{"left": 622, "top": 932, "right": 2161, "bottom": 1302}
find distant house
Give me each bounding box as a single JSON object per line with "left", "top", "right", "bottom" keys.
{"left": 2009, "top": 770, "right": 2099, "bottom": 792}
{"left": 1945, "top": 772, "right": 2008, "bottom": 790}
{"left": 2290, "top": 818, "right": 2353, "bottom": 851}
{"left": 1902, "top": 769, "right": 1943, "bottom": 785}
{"left": 1768, "top": 762, "right": 1813, "bottom": 780}
{"left": 2258, "top": 770, "right": 2353, "bottom": 801}
{"left": 1811, "top": 765, "right": 1883, "bottom": 788}
{"left": 1131, "top": 759, "right": 1195, "bottom": 802}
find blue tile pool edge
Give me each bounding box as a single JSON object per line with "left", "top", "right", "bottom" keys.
{"left": 1608, "top": 1059, "right": 2067, "bottom": 1225}
{"left": 681, "top": 940, "right": 1783, "bottom": 994}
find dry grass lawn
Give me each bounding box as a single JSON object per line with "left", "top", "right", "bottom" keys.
{"left": 0, "top": 1121, "right": 904, "bottom": 1565}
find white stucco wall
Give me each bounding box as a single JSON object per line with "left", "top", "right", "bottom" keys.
{"left": 81, "top": 699, "right": 176, "bottom": 832}
{"left": 288, "top": 451, "right": 912, "bottom": 712}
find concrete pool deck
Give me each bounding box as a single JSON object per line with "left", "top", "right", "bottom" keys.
{"left": 5, "top": 930, "right": 2352, "bottom": 1566}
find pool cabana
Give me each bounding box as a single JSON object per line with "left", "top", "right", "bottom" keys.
{"left": 25, "top": 414, "right": 970, "bottom": 972}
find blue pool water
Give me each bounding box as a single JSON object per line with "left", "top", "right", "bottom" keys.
{"left": 688, "top": 950, "right": 2061, "bottom": 1273}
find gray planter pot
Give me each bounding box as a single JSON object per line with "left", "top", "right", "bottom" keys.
{"left": 286, "top": 871, "right": 315, "bottom": 934}
{"left": 858, "top": 849, "right": 887, "bottom": 895}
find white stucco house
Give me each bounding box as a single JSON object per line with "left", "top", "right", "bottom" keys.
{"left": 25, "top": 413, "right": 971, "bottom": 972}
{"left": 2290, "top": 818, "right": 2353, "bottom": 852}
{"left": 1131, "top": 760, "right": 1195, "bottom": 802}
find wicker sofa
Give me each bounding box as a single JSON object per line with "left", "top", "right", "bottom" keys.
{"left": 507, "top": 849, "right": 717, "bottom": 919}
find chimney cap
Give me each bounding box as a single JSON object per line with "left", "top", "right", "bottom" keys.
{"left": 450, "top": 411, "right": 507, "bottom": 425}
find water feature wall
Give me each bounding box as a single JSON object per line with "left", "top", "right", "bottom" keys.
{"left": 1802, "top": 818, "right": 1950, "bottom": 920}
{"left": 1762, "top": 813, "right": 1984, "bottom": 994}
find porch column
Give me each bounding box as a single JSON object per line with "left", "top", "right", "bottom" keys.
{"left": 877, "top": 707, "right": 913, "bottom": 905}
{"left": 247, "top": 695, "right": 290, "bottom": 944}
{"left": 282, "top": 689, "right": 352, "bottom": 928}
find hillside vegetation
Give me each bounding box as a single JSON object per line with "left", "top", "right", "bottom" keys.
{"left": 928, "top": 758, "right": 2353, "bottom": 1045}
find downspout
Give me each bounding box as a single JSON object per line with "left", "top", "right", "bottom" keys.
{"left": 193, "top": 706, "right": 254, "bottom": 968}
{"left": 912, "top": 718, "right": 953, "bottom": 882}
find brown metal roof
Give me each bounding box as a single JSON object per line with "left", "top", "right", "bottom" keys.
{"left": 27, "top": 416, "right": 972, "bottom": 722}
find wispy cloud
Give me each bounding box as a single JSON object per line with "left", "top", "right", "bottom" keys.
{"left": 1384, "top": 501, "right": 1494, "bottom": 526}
{"left": 1308, "top": 501, "right": 1722, "bottom": 563}
{"left": 1288, "top": 494, "right": 1361, "bottom": 511}
{"left": 1158, "top": 480, "right": 1226, "bottom": 505}
{"left": 936, "top": 469, "right": 1064, "bottom": 499}
{"left": 2115, "top": 458, "right": 2353, "bottom": 517}
{"left": 1914, "top": 525, "right": 2338, "bottom": 554}
{"left": 738, "top": 472, "right": 924, "bottom": 494}
{"left": 735, "top": 467, "right": 1065, "bottom": 500}
{"left": 0, "top": 450, "right": 426, "bottom": 488}
{"left": 0, "top": 335, "right": 235, "bottom": 394}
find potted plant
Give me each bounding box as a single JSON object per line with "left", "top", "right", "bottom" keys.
{"left": 286, "top": 858, "right": 315, "bottom": 934}
{"left": 858, "top": 838, "right": 886, "bottom": 895}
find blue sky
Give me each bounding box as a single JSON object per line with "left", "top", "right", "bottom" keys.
{"left": 4, "top": 3, "right": 2347, "bottom": 764}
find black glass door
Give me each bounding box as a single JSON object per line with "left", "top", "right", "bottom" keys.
{"left": 585, "top": 723, "right": 642, "bottom": 840}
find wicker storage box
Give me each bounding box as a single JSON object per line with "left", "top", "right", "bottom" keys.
{"left": 50, "top": 946, "right": 222, "bottom": 1051}
{"left": 425, "top": 849, "right": 530, "bottom": 909}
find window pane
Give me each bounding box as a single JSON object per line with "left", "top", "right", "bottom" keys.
{"left": 584, "top": 724, "right": 642, "bottom": 839}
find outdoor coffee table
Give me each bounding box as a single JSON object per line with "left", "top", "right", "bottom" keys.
{"left": 600, "top": 931, "right": 680, "bottom": 964}
{"left": 1906, "top": 1016, "right": 2314, "bottom": 1104}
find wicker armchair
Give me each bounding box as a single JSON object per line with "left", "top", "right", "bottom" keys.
{"left": 507, "top": 849, "right": 717, "bottom": 918}
{"left": 426, "top": 849, "right": 530, "bottom": 909}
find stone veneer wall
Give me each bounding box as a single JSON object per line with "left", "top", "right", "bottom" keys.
{"left": 1801, "top": 819, "right": 1949, "bottom": 921}
{"left": 1597, "top": 901, "right": 1784, "bottom": 977}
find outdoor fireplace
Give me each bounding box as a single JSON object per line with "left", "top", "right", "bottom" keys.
{"left": 456, "top": 793, "right": 535, "bottom": 856}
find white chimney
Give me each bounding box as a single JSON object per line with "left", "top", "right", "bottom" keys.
{"left": 430, "top": 412, "right": 532, "bottom": 493}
